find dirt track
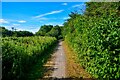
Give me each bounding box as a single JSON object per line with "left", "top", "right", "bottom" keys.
{"left": 52, "top": 41, "right": 66, "bottom": 78}
{"left": 42, "top": 41, "right": 94, "bottom": 80}
{"left": 43, "top": 40, "right": 66, "bottom": 79}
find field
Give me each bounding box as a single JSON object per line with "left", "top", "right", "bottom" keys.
{"left": 2, "top": 36, "right": 57, "bottom": 80}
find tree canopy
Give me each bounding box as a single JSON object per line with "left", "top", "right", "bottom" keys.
{"left": 35, "top": 25, "right": 63, "bottom": 39}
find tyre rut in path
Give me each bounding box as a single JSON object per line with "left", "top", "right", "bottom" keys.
{"left": 43, "top": 41, "right": 66, "bottom": 79}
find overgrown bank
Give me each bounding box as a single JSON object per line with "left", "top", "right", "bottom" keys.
{"left": 62, "top": 2, "right": 120, "bottom": 79}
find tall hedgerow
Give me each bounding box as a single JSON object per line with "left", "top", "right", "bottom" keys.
{"left": 63, "top": 2, "right": 120, "bottom": 79}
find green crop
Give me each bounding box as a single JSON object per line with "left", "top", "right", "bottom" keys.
{"left": 2, "top": 36, "right": 57, "bottom": 80}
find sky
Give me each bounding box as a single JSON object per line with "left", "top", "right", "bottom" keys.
{"left": 2, "top": 0, "right": 90, "bottom": 2}
{"left": 0, "top": 2, "right": 86, "bottom": 33}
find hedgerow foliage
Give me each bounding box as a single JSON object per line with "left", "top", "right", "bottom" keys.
{"left": 2, "top": 37, "right": 57, "bottom": 80}
{"left": 62, "top": 2, "right": 120, "bottom": 79}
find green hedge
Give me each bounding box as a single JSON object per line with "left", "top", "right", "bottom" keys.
{"left": 63, "top": 2, "right": 120, "bottom": 79}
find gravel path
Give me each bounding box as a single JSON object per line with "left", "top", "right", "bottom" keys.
{"left": 43, "top": 40, "right": 66, "bottom": 79}
{"left": 51, "top": 41, "right": 66, "bottom": 78}
{"left": 42, "top": 41, "right": 94, "bottom": 80}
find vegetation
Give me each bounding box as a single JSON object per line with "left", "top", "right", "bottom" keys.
{"left": 1, "top": 2, "right": 120, "bottom": 80}
{"left": 1, "top": 22, "right": 62, "bottom": 80}
{"left": 35, "top": 25, "right": 53, "bottom": 36}
{"left": 35, "top": 25, "right": 63, "bottom": 39}
{"left": 0, "top": 27, "right": 34, "bottom": 37}
{"left": 2, "top": 36, "right": 57, "bottom": 80}
{"left": 63, "top": 42, "right": 92, "bottom": 78}
{"left": 62, "top": 2, "right": 120, "bottom": 79}
{"left": 0, "top": 25, "right": 63, "bottom": 39}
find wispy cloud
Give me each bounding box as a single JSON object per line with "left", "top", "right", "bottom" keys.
{"left": 62, "top": 3, "right": 67, "bottom": 6}
{"left": 17, "top": 27, "right": 40, "bottom": 33}
{"left": 13, "top": 23, "right": 20, "bottom": 26}
{"left": 0, "top": 19, "right": 9, "bottom": 24}
{"left": 34, "top": 10, "right": 64, "bottom": 18}
{"left": 72, "top": 4, "right": 85, "bottom": 8}
{"left": 2, "top": 24, "right": 39, "bottom": 34}
{"left": 37, "top": 17, "right": 48, "bottom": 20}
{"left": 28, "top": 27, "right": 40, "bottom": 33}
{"left": 45, "top": 22, "right": 63, "bottom": 26}
{"left": 34, "top": 17, "right": 58, "bottom": 22}
{"left": 18, "top": 20, "right": 26, "bottom": 23}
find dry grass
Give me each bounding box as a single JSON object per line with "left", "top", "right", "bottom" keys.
{"left": 63, "top": 41, "right": 94, "bottom": 79}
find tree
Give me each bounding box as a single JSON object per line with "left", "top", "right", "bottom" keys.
{"left": 0, "top": 27, "right": 13, "bottom": 37}
{"left": 46, "top": 25, "right": 62, "bottom": 39}
{"left": 35, "top": 25, "right": 53, "bottom": 36}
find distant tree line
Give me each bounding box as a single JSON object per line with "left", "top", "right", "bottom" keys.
{"left": 0, "top": 25, "right": 63, "bottom": 39}
{"left": 0, "top": 27, "right": 33, "bottom": 37}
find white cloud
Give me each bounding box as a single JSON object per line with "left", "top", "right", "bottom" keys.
{"left": 72, "top": 4, "right": 85, "bottom": 8}
{"left": 38, "top": 17, "right": 48, "bottom": 20}
{"left": 34, "top": 10, "right": 64, "bottom": 18}
{"left": 58, "top": 24, "right": 63, "bottom": 26}
{"left": 28, "top": 27, "right": 40, "bottom": 33}
{"left": 17, "top": 27, "right": 40, "bottom": 34}
{"left": 1, "top": 24, "right": 38, "bottom": 33}
{"left": 0, "top": 19, "right": 9, "bottom": 24}
{"left": 72, "top": 4, "right": 81, "bottom": 8}
{"left": 1, "top": 25, "right": 14, "bottom": 30}
{"left": 45, "top": 22, "right": 63, "bottom": 26}
{"left": 12, "top": 23, "right": 20, "bottom": 26}
{"left": 62, "top": 3, "right": 67, "bottom": 6}
{"left": 18, "top": 20, "right": 26, "bottom": 23}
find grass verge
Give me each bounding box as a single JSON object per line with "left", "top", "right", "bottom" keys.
{"left": 63, "top": 41, "right": 94, "bottom": 80}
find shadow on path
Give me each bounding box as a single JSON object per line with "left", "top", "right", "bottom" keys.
{"left": 40, "top": 77, "right": 95, "bottom": 80}
{"left": 42, "top": 40, "right": 66, "bottom": 79}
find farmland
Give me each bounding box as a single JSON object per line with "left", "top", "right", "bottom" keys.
{"left": 2, "top": 36, "right": 57, "bottom": 79}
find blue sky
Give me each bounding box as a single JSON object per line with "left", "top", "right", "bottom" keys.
{"left": 2, "top": 0, "right": 89, "bottom": 2}
{"left": 1, "top": 2, "right": 86, "bottom": 33}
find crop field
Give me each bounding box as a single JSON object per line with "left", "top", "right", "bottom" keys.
{"left": 2, "top": 36, "right": 57, "bottom": 80}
